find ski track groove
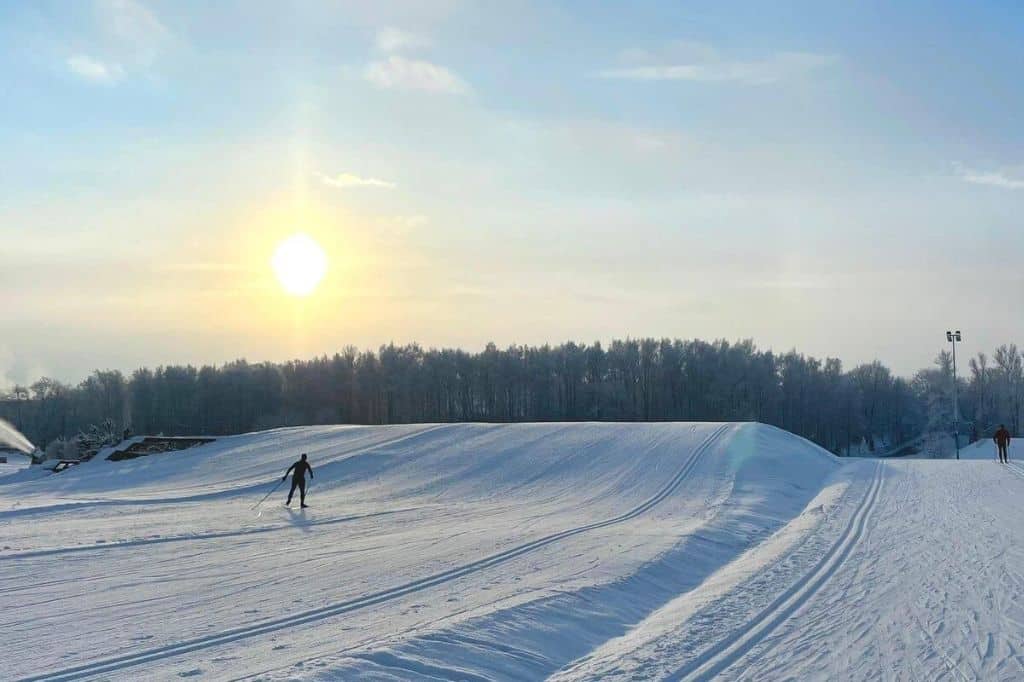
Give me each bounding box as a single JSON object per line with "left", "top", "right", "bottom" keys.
{"left": 1004, "top": 462, "right": 1024, "bottom": 483}
{"left": 0, "top": 425, "right": 446, "bottom": 520}
{"left": 18, "top": 424, "right": 732, "bottom": 682}
{"left": 0, "top": 508, "right": 420, "bottom": 561}
{"left": 671, "top": 460, "right": 884, "bottom": 681}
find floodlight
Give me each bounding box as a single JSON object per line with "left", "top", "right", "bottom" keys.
{"left": 945, "top": 328, "right": 964, "bottom": 460}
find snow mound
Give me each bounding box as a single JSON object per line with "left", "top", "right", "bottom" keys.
{"left": 0, "top": 451, "right": 32, "bottom": 479}
{"left": 959, "top": 436, "right": 1024, "bottom": 460}
{"left": 0, "top": 422, "right": 843, "bottom": 680}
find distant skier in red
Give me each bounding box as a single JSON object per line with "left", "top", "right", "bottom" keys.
{"left": 283, "top": 453, "right": 314, "bottom": 507}
{"left": 994, "top": 425, "right": 1011, "bottom": 464}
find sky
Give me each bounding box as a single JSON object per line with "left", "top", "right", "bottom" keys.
{"left": 2, "top": 0, "right": 1023, "bottom": 385}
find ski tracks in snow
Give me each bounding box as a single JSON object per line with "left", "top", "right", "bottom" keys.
{"left": 1004, "top": 461, "right": 1024, "bottom": 482}
{"left": 731, "top": 458, "right": 1024, "bottom": 681}
{"left": 670, "top": 461, "right": 884, "bottom": 681}
{"left": 0, "top": 425, "right": 447, "bottom": 521}
{"left": 19, "top": 425, "right": 732, "bottom": 682}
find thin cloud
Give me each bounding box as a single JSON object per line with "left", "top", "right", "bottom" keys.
{"left": 957, "top": 165, "right": 1024, "bottom": 190}
{"left": 402, "top": 215, "right": 428, "bottom": 228}
{"left": 317, "top": 172, "right": 397, "bottom": 189}
{"left": 98, "top": 0, "right": 172, "bottom": 66}
{"left": 162, "top": 263, "right": 253, "bottom": 273}
{"left": 390, "top": 215, "right": 428, "bottom": 230}
{"left": 376, "top": 27, "right": 431, "bottom": 53}
{"left": 67, "top": 54, "right": 124, "bottom": 84}
{"left": 364, "top": 55, "right": 469, "bottom": 94}
{"left": 598, "top": 43, "right": 836, "bottom": 85}
{"left": 66, "top": 1, "right": 172, "bottom": 83}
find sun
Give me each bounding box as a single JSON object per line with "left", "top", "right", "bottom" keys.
{"left": 271, "top": 233, "right": 327, "bottom": 296}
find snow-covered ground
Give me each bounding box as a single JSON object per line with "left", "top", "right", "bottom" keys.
{"left": 0, "top": 451, "right": 31, "bottom": 478}
{"left": 960, "top": 437, "right": 1022, "bottom": 460}
{"left": 1, "top": 423, "right": 1021, "bottom": 680}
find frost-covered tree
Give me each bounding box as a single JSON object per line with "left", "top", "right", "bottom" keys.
{"left": 993, "top": 345, "right": 1023, "bottom": 434}
{"left": 44, "top": 438, "right": 65, "bottom": 461}
{"left": 42, "top": 437, "right": 81, "bottom": 462}
{"left": 849, "top": 361, "right": 895, "bottom": 451}
{"left": 968, "top": 352, "right": 992, "bottom": 438}
{"left": 75, "top": 419, "right": 120, "bottom": 460}
{"left": 0, "top": 336, "right": 962, "bottom": 453}
{"left": 912, "top": 352, "right": 955, "bottom": 442}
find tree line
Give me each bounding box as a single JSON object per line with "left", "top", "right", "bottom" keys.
{"left": 3, "top": 338, "right": 1021, "bottom": 457}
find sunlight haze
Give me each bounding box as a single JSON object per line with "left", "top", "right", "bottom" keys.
{"left": 5, "top": 6, "right": 1024, "bottom": 678}
{"left": 3, "top": 1, "right": 1023, "bottom": 383}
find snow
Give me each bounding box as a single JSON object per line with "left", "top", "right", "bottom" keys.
{"left": 0, "top": 451, "right": 31, "bottom": 479}
{"left": 959, "top": 436, "right": 1023, "bottom": 460}
{"left": 1, "top": 422, "right": 1021, "bottom": 680}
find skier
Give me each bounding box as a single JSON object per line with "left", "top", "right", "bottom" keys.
{"left": 283, "top": 453, "right": 314, "bottom": 507}
{"left": 994, "top": 425, "right": 1011, "bottom": 464}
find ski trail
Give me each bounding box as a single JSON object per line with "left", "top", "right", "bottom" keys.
{"left": 19, "top": 424, "right": 732, "bottom": 682}
{"left": 0, "top": 508, "right": 420, "bottom": 561}
{"left": 671, "top": 461, "right": 884, "bottom": 681}
{"left": 0, "top": 425, "right": 446, "bottom": 519}
{"left": 1004, "top": 462, "right": 1024, "bottom": 482}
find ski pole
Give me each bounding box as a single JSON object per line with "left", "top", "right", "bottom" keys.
{"left": 252, "top": 477, "right": 286, "bottom": 511}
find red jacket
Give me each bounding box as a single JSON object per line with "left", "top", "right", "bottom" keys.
{"left": 995, "top": 428, "right": 1011, "bottom": 447}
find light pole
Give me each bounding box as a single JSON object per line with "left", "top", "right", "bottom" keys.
{"left": 946, "top": 330, "right": 962, "bottom": 460}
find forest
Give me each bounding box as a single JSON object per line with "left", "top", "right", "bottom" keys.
{"left": 2, "top": 338, "right": 1022, "bottom": 457}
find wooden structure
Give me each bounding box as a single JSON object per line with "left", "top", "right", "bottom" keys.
{"left": 52, "top": 460, "right": 81, "bottom": 472}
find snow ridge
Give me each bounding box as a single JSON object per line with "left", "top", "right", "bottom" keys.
{"left": 676, "top": 462, "right": 884, "bottom": 680}
{"left": 18, "top": 424, "right": 732, "bottom": 681}
{"left": 12, "top": 423, "right": 999, "bottom": 681}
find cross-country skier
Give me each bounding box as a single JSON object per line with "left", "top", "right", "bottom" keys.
{"left": 283, "top": 453, "right": 314, "bottom": 507}
{"left": 994, "top": 425, "right": 1011, "bottom": 464}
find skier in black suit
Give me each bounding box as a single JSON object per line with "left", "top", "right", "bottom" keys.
{"left": 283, "top": 453, "right": 314, "bottom": 507}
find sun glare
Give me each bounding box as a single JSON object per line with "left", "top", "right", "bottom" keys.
{"left": 272, "top": 233, "right": 327, "bottom": 296}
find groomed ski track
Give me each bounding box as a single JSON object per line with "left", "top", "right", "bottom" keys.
{"left": 4, "top": 424, "right": 1024, "bottom": 680}
{"left": 0, "top": 425, "right": 450, "bottom": 521}
{"left": 675, "top": 462, "right": 884, "bottom": 680}
{"left": 17, "top": 425, "right": 731, "bottom": 682}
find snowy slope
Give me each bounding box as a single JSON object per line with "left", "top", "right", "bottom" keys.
{"left": 959, "top": 436, "right": 1024, "bottom": 460}
{"left": 0, "top": 451, "right": 31, "bottom": 479}
{"left": 1, "top": 423, "right": 1021, "bottom": 680}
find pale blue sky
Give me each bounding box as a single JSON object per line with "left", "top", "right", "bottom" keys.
{"left": 2, "top": 0, "right": 1023, "bottom": 384}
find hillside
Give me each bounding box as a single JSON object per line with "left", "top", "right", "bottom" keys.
{"left": 1, "top": 423, "right": 1021, "bottom": 680}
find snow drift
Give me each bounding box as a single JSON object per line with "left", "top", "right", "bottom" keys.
{"left": 0, "top": 422, "right": 845, "bottom": 680}
{"left": 959, "top": 436, "right": 1024, "bottom": 461}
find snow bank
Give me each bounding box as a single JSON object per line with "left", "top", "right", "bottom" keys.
{"left": 0, "top": 422, "right": 844, "bottom": 681}
{"left": 0, "top": 451, "right": 32, "bottom": 479}
{"left": 959, "top": 436, "right": 1024, "bottom": 460}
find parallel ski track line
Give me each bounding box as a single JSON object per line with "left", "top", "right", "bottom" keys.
{"left": 673, "top": 460, "right": 885, "bottom": 681}
{"left": 0, "top": 425, "right": 448, "bottom": 519}
{"left": 0, "top": 508, "right": 421, "bottom": 562}
{"left": 1004, "top": 462, "right": 1024, "bottom": 482}
{"left": 20, "top": 424, "right": 732, "bottom": 682}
